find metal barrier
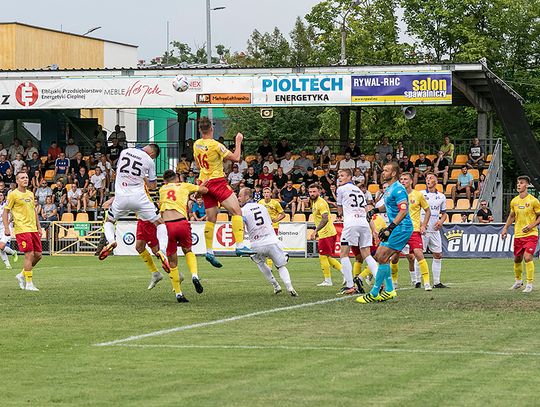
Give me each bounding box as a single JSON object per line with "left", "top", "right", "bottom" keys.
{"left": 50, "top": 221, "right": 104, "bottom": 255}
{"left": 475, "top": 138, "right": 503, "bottom": 222}
{"left": 7, "top": 221, "right": 53, "bottom": 255}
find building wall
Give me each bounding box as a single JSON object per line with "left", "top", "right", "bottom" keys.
{"left": 0, "top": 25, "right": 16, "bottom": 69}
{"left": 103, "top": 42, "right": 137, "bottom": 69}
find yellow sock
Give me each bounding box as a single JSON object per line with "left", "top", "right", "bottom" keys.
{"left": 185, "top": 251, "right": 198, "bottom": 277}
{"left": 514, "top": 262, "right": 523, "bottom": 280}
{"left": 391, "top": 262, "right": 399, "bottom": 282}
{"left": 353, "top": 261, "right": 362, "bottom": 277}
{"left": 360, "top": 267, "right": 372, "bottom": 280}
{"left": 139, "top": 250, "right": 158, "bottom": 274}
{"left": 23, "top": 269, "right": 32, "bottom": 283}
{"left": 319, "top": 255, "right": 331, "bottom": 279}
{"left": 231, "top": 215, "right": 244, "bottom": 244}
{"left": 328, "top": 257, "right": 342, "bottom": 271}
{"left": 169, "top": 266, "right": 182, "bottom": 294}
{"left": 418, "top": 259, "right": 430, "bottom": 285}
{"left": 204, "top": 222, "right": 215, "bottom": 251}
{"left": 266, "top": 258, "right": 273, "bottom": 268}
{"left": 525, "top": 261, "right": 535, "bottom": 284}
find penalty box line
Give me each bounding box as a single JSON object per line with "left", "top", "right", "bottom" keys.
{"left": 94, "top": 295, "right": 358, "bottom": 347}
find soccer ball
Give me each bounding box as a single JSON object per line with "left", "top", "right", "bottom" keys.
{"left": 172, "top": 75, "right": 189, "bottom": 92}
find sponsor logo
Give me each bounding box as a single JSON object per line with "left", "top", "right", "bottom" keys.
{"left": 191, "top": 232, "right": 199, "bottom": 246}
{"left": 1, "top": 94, "right": 9, "bottom": 105}
{"left": 216, "top": 224, "right": 236, "bottom": 247}
{"left": 260, "top": 76, "right": 344, "bottom": 103}
{"left": 196, "top": 93, "right": 251, "bottom": 104}
{"left": 189, "top": 79, "right": 202, "bottom": 91}
{"left": 443, "top": 228, "right": 514, "bottom": 253}
{"left": 123, "top": 232, "right": 135, "bottom": 246}
{"left": 16, "top": 82, "right": 39, "bottom": 107}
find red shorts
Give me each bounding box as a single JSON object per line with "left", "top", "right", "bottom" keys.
{"left": 318, "top": 234, "right": 337, "bottom": 256}
{"left": 166, "top": 219, "right": 192, "bottom": 256}
{"left": 351, "top": 246, "right": 360, "bottom": 256}
{"left": 407, "top": 231, "right": 424, "bottom": 251}
{"left": 514, "top": 236, "right": 539, "bottom": 257}
{"left": 136, "top": 220, "right": 158, "bottom": 248}
{"left": 16, "top": 232, "right": 42, "bottom": 253}
{"left": 202, "top": 177, "right": 234, "bottom": 210}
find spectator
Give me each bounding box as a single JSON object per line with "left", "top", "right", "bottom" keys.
{"left": 228, "top": 164, "right": 244, "bottom": 191}
{"left": 251, "top": 153, "right": 264, "bottom": 176}
{"left": 467, "top": 137, "right": 485, "bottom": 171}
{"left": 84, "top": 183, "right": 98, "bottom": 210}
{"left": 0, "top": 143, "right": 6, "bottom": 157}
{"left": 263, "top": 154, "right": 279, "bottom": 174}
{"left": 440, "top": 136, "right": 455, "bottom": 164}
{"left": 279, "top": 180, "right": 298, "bottom": 216}
{"left": 97, "top": 155, "right": 113, "bottom": 187}
{"left": 395, "top": 140, "right": 406, "bottom": 161}
{"left": 320, "top": 168, "right": 336, "bottom": 197}
{"left": 326, "top": 184, "right": 338, "bottom": 208}
{"left": 399, "top": 154, "right": 415, "bottom": 174}
{"left": 345, "top": 141, "right": 361, "bottom": 160}
{"left": 253, "top": 184, "right": 263, "bottom": 202}
{"left": 94, "top": 124, "right": 107, "bottom": 145}
{"left": 476, "top": 173, "right": 486, "bottom": 198}
{"left": 328, "top": 153, "right": 339, "bottom": 175}
{"left": 39, "top": 195, "right": 58, "bottom": 222}
{"left": 352, "top": 168, "right": 365, "bottom": 185}
{"left": 52, "top": 180, "right": 67, "bottom": 216}
{"left": 476, "top": 200, "right": 493, "bottom": 223}
{"left": 191, "top": 196, "right": 206, "bottom": 221}
{"left": 35, "top": 178, "right": 53, "bottom": 206}
{"left": 451, "top": 166, "right": 475, "bottom": 206}
{"left": 383, "top": 152, "right": 395, "bottom": 165}
{"left": 374, "top": 182, "right": 388, "bottom": 206}
{"left": 75, "top": 166, "right": 90, "bottom": 189}
{"left": 433, "top": 150, "right": 450, "bottom": 188}
{"left": 69, "top": 152, "right": 87, "bottom": 183}
{"left": 108, "top": 125, "right": 127, "bottom": 147}
{"left": 0, "top": 181, "right": 5, "bottom": 196}
{"left": 461, "top": 213, "right": 471, "bottom": 223}
{"left": 176, "top": 153, "right": 191, "bottom": 176}
{"left": 356, "top": 153, "right": 371, "bottom": 184}
{"left": 376, "top": 136, "right": 393, "bottom": 157}
{"left": 314, "top": 138, "right": 331, "bottom": 167}
{"left": 34, "top": 196, "right": 42, "bottom": 217}
{"left": 371, "top": 152, "right": 384, "bottom": 185}
{"left": 23, "top": 139, "right": 39, "bottom": 160}
{"left": 11, "top": 153, "right": 25, "bottom": 175}
{"left": 275, "top": 138, "right": 291, "bottom": 162}
{"left": 90, "top": 166, "right": 107, "bottom": 205}
{"left": 359, "top": 184, "right": 374, "bottom": 206}
{"left": 91, "top": 140, "right": 107, "bottom": 166}
{"left": 297, "top": 184, "right": 310, "bottom": 213}
{"left": 243, "top": 166, "right": 257, "bottom": 189}
{"left": 31, "top": 170, "right": 44, "bottom": 190}
{"left": 65, "top": 137, "right": 80, "bottom": 160}
{"left": 0, "top": 154, "right": 12, "bottom": 177}
{"left": 303, "top": 167, "right": 319, "bottom": 186}
{"left": 237, "top": 155, "right": 248, "bottom": 174}
{"left": 184, "top": 139, "right": 194, "bottom": 162}
{"left": 413, "top": 152, "right": 432, "bottom": 186}
{"left": 26, "top": 152, "right": 42, "bottom": 179}
{"left": 258, "top": 166, "right": 273, "bottom": 189}
{"left": 8, "top": 138, "right": 24, "bottom": 162}
{"left": 293, "top": 150, "right": 313, "bottom": 181}
{"left": 279, "top": 151, "right": 295, "bottom": 177}
{"left": 257, "top": 137, "right": 274, "bottom": 160}
{"left": 54, "top": 152, "right": 70, "bottom": 183}
{"left": 339, "top": 152, "right": 356, "bottom": 171}
{"left": 186, "top": 170, "right": 197, "bottom": 184}
{"left": 273, "top": 167, "right": 288, "bottom": 192}
{"left": 2, "top": 167, "right": 15, "bottom": 185}
{"left": 47, "top": 141, "right": 62, "bottom": 169}
{"left": 67, "top": 183, "right": 83, "bottom": 213}
{"left": 107, "top": 138, "right": 123, "bottom": 168}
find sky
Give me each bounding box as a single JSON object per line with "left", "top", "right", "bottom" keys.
{"left": 2, "top": 0, "right": 326, "bottom": 62}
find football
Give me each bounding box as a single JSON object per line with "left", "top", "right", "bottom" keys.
{"left": 172, "top": 75, "right": 189, "bottom": 92}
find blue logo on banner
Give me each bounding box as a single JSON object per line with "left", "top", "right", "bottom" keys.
{"left": 192, "top": 232, "right": 199, "bottom": 246}
{"left": 123, "top": 232, "right": 135, "bottom": 246}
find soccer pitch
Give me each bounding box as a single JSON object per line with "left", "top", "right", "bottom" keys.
{"left": 1, "top": 256, "right": 539, "bottom": 406}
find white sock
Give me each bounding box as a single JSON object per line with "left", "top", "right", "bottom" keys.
{"left": 256, "top": 262, "right": 277, "bottom": 285}
{"left": 414, "top": 259, "right": 420, "bottom": 283}
{"left": 364, "top": 255, "right": 378, "bottom": 279}
{"left": 340, "top": 257, "right": 354, "bottom": 288}
{"left": 207, "top": 249, "right": 214, "bottom": 255}
{"left": 277, "top": 266, "right": 293, "bottom": 291}
{"left": 409, "top": 269, "right": 416, "bottom": 284}
{"left": 3, "top": 246, "right": 14, "bottom": 255}
{"left": 156, "top": 223, "right": 168, "bottom": 253}
{"left": 104, "top": 221, "right": 116, "bottom": 244}
{"left": 0, "top": 250, "right": 9, "bottom": 266}
{"left": 432, "top": 258, "right": 442, "bottom": 285}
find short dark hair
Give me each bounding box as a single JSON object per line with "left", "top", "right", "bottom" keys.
{"left": 199, "top": 117, "right": 212, "bottom": 134}
{"left": 308, "top": 182, "right": 321, "bottom": 190}
{"left": 148, "top": 143, "right": 160, "bottom": 158}
{"left": 163, "top": 169, "right": 177, "bottom": 182}
{"left": 419, "top": 151, "right": 426, "bottom": 155}
{"left": 401, "top": 172, "right": 413, "bottom": 180}
{"left": 517, "top": 175, "right": 531, "bottom": 184}
{"left": 462, "top": 165, "right": 468, "bottom": 169}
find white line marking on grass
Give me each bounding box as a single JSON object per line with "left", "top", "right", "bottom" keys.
{"left": 107, "top": 344, "right": 540, "bottom": 357}
{"left": 94, "top": 295, "right": 358, "bottom": 347}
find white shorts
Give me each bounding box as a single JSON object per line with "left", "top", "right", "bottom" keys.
{"left": 251, "top": 243, "right": 289, "bottom": 268}
{"left": 341, "top": 225, "right": 372, "bottom": 248}
{"left": 0, "top": 232, "right": 10, "bottom": 244}
{"left": 109, "top": 194, "right": 159, "bottom": 222}
{"left": 423, "top": 231, "right": 442, "bottom": 253}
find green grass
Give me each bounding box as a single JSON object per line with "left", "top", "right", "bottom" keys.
{"left": 1, "top": 256, "right": 539, "bottom": 406}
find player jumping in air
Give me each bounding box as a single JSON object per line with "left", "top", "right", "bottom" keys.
{"left": 193, "top": 117, "right": 255, "bottom": 268}
{"left": 237, "top": 187, "right": 297, "bottom": 296}
{"left": 502, "top": 175, "right": 540, "bottom": 293}
{"left": 159, "top": 169, "right": 209, "bottom": 302}
{"left": 357, "top": 162, "right": 414, "bottom": 303}
{"left": 2, "top": 172, "right": 42, "bottom": 291}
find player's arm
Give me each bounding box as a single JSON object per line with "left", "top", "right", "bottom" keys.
{"left": 366, "top": 203, "right": 385, "bottom": 221}
{"left": 314, "top": 212, "right": 329, "bottom": 238}
{"left": 2, "top": 207, "right": 11, "bottom": 236}
{"left": 420, "top": 198, "right": 431, "bottom": 234}
{"left": 224, "top": 133, "right": 244, "bottom": 163}
{"left": 522, "top": 205, "right": 540, "bottom": 234}
{"left": 501, "top": 204, "right": 515, "bottom": 239}
{"left": 378, "top": 200, "right": 408, "bottom": 242}
{"left": 436, "top": 211, "right": 447, "bottom": 230}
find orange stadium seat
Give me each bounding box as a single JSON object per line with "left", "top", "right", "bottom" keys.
{"left": 414, "top": 183, "right": 426, "bottom": 191}
{"left": 61, "top": 213, "right": 74, "bottom": 222}
{"left": 468, "top": 169, "right": 479, "bottom": 179}
{"left": 292, "top": 184, "right": 301, "bottom": 190}
{"left": 409, "top": 154, "right": 419, "bottom": 163}
{"left": 293, "top": 214, "right": 306, "bottom": 222}
{"left": 451, "top": 213, "right": 463, "bottom": 223}
{"left": 456, "top": 199, "right": 471, "bottom": 210}
{"left": 450, "top": 169, "right": 462, "bottom": 179}
{"left": 40, "top": 156, "right": 48, "bottom": 164}
{"left": 445, "top": 184, "right": 454, "bottom": 195}
{"left": 44, "top": 170, "right": 54, "bottom": 181}
{"left": 446, "top": 199, "right": 455, "bottom": 210}
{"left": 368, "top": 184, "right": 380, "bottom": 194}
{"left": 426, "top": 154, "right": 436, "bottom": 162}
{"left": 435, "top": 184, "right": 443, "bottom": 193}
{"left": 314, "top": 169, "right": 325, "bottom": 177}
{"left": 216, "top": 213, "right": 229, "bottom": 222}
{"left": 472, "top": 199, "right": 479, "bottom": 209}
{"left": 365, "top": 155, "right": 374, "bottom": 162}
{"left": 308, "top": 214, "right": 315, "bottom": 223}
{"left": 454, "top": 155, "right": 468, "bottom": 165}
{"left": 486, "top": 154, "right": 493, "bottom": 162}
{"left": 75, "top": 212, "right": 89, "bottom": 222}
{"left": 245, "top": 155, "right": 256, "bottom": 163}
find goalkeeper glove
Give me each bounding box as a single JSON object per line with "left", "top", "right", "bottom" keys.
{"left": 378, "top": 222, "right": 397, "bottom": 242}
{"left": 366, "top": 207, "right": 380, "bottom": 222}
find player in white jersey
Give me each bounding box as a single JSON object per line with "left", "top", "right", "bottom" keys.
{"left": 237, "top": 187, "right": 297, "bottom": 297}
{"left": 336, "top": 169, "right": 379, "bottom": 294}
{"left": 99, "top": 144, "right": 170, "bottom": 272}
{"left": 418, "top": 173, "right": 448, "bottom": 288}
{"left": 0, "top": 193, "right": 18, "bottom": 269}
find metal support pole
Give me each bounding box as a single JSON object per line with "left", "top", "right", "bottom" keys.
{"left": 338, "top": 107, "right": 350, "bottom": 152}
{"left": 206, "top": 0, "right": 213, "bottom": 122}
{"left": 354, "top": 107, "right": 362, "bottom": 146}
{"left": 176, "top": 109, "right": 188, "bottom": 155}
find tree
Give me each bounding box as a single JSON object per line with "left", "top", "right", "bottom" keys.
{"left": 289, "top": 17, "right": 319, "bottom": 65}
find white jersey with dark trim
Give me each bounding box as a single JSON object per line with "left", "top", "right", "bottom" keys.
{"left": 114, "top": 148, "right": 157, "bottom": 195}
{"left": 336, "top": 183, "right": 369, "bottom": 228}
{"left": 242, "top": 202, "right": 280, "bottom": 248}
{"left": 421, "top": 189, "right": 446, "bottom": 231}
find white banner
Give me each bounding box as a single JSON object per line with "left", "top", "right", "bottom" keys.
{"left": 114, "top": 221, "right": 206, "bottom": 256}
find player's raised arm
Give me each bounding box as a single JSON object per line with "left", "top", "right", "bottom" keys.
{"left": 224, "top": 133, "right": 244, "bottom": 163}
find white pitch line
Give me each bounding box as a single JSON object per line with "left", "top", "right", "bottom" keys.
{"left": 94, "top": 295, "right": 359, "bottom": 347}
{"left": 107, "top": 344, "right": 540, "bottom": 357}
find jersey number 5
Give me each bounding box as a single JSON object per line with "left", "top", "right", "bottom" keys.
{"left": 119, "top": 156, "right": 143, "bottom": 176}
{"left": 254, "top": 210, "right": 265, "bottom": 226}
{"left": 196, "top": 154, "right": 209, "bottom": 170}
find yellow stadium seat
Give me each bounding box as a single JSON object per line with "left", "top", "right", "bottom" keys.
{"left": 451, "top": 213, "right": 463, "bottom": 223}
{"left": 291, "top": 154, "right": 300, "bottom": 160}
{"left": 414, "top": 183, "right": 426, "bottom": 191}
{"left": 468, "top": 169, "right": 479, "bottom": 180}
{"left": 409, "top": 154, "right": 419, "bottom": 163}
{"left": 75, "top": 212, "right": 89, "bottom": 222}
{"left": 426, "top": 154, "right": 436, "bottom": 162}
{"left": 368, "top": 184, "right": 380, "bottom": 194}
{"left": 40, "top": 156, "right": 48, "bottom": 164}
{"left": 88, "top": 169, "right": 96, "bottom": 177}
{"left": 454, "top": 154, "right": 468, "bottom": 165}
{"left": 456, "top": 199, "right": 470, "bottom": 210}
{"left": 293, "top": 214, "right": 306, "bottom": 222}
{"left": 216, "top": 213, "right": 229, "bottom": 222}
{"left": 61, "top": 213, "right": 74, "bottom": 222}
{"left": 314, "top": 169, "right": 325, "bottom": 177}
{"left": 308, "top": 214, "right": 315, "bottom": 223}
{"left": 365, "top": 155, "right": 374, "bottom": 162}
{"left": 66, "top": 228, "right": 79, "bottom": 239}
{"left": 486, "top": 154, "right": 493, "bottom": 162}
{"left": 292, "top": 184, "right": 301, "bottom": 190}
{"left": 306, "top": 154, "right": 315, "bottom": 161}
{"left": 282, "top": 214, "right": 291, "bottom": 222}
{"left": 472, "top": 199, "right": 479, "bottom": 209}
{"left": 446, "top": 199, "right": 455, "bottom": 210}
{"left": 44, "top": 170, "right": 55, "bottom": 181}
{"left": 445, "top": 184, "right": 454, "bottom": 195}
{"left": 65, "top": 184, "right": 72, "bottom": 190}
{"left": 435, "top": 184, "right": 443, "bottom": 193}
{"left": 450, "top": 169, "right": 462, "bottom": 179}
{"left": 336, "top": 155, "right": 345, "bottom": 161}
